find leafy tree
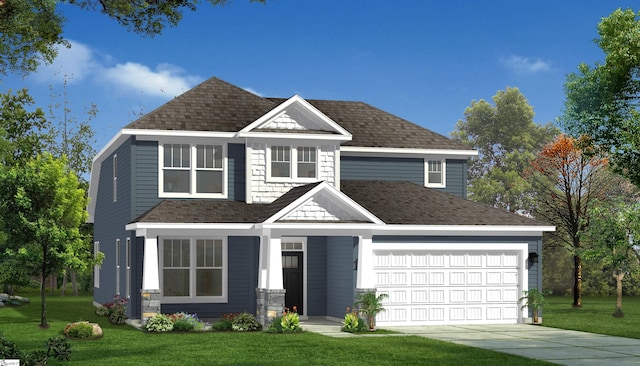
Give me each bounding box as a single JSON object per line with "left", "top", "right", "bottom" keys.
{"left": 0, "top": 0, "right": 265, "bottom": 75}
{"left": 562, "top": 8, "right": 640, "bottom": 187}
{"left": 0, "top": 153, "right": 87, "bottom": 328}
{"left": 582, "top": 199, "right": 640, "bottom": 317}
{"left": 530, "top": 134, "right": 609, "bottom": 307}
{"left": 451, "top": 87, "right": 557, "bottom": 213}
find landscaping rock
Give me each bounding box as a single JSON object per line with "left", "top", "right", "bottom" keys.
{"left": 64, "top": 321, "right": 103, "bottom": 339}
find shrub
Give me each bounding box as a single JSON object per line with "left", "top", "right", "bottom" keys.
{"left": 64, "top": 322, "right": 94, "bottom": 339}
{"left": 172, "top": 318, "right": 195, "bottom": 331}
{"left": 231, "top": 312, "right": 261, "bottom": 331}
{"left": 280, "top": 307, "right": 302, "bottom": 332}
{"left": 266, "top": 316, "right": 284, "bottom": 333}
{"left": 0, "top": 333, "right": 72, "bottom": 365}
{"left": 212, "top": 313, "right": 237, "bottom": 331}
{"left": 355, "top": 291, "right": 388, "bottom": 330}
{"left": 342, "top": 307, "right": 359, "bottom": 333}
{"left": 95, "top": 306, "right": 109, "bottom": 317}
{"left": 101, "top": 295, "right": 128, "bottom": 325}
{"left": 144, "top": 314, "right": 174, "bottom": 333}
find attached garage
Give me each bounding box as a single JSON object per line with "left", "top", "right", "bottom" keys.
{"left": 372, "top": 243, "right": 528, "bottom": 326}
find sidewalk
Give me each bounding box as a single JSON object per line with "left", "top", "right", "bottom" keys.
{"left": 301, "top": 320, "right": 640, "bottom": 366}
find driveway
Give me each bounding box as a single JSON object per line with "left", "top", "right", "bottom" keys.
{"left": 301, "top": 320, "right": 640, "bottom": 365}
{"left": 383, "top": 324, "right": 640, "bottom": 366}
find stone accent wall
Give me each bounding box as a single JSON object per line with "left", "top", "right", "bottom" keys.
{"left": 140, "top": 289, "right": 161, "bottom": 325}
{"left": 255, "top": 288, "right": 286, "bottom": 328}
{"left": 249, "top": 143, "right": 337, "bottom": 204}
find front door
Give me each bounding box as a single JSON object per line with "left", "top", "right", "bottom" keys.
{"left": 282, "top": 251, "right": 303, "bottom": 314}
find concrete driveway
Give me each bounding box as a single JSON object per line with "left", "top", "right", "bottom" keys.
{"left": 383, "top": 324, "right": 640, "bottom": 366}
{"left": 301, "top": 320, "right": 640, "bottom": 365}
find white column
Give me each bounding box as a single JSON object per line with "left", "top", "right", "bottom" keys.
{"left": 142, "top": 236, "right": 160, "bottom": 290}
{"left": 356, "top": 235, "right": 374, "bottom": 288}
{"left": 266, "top": 236, "right": 283, "bottom": 290}
{"left": 257, "top": 235, "right": 267, "bottom": 288}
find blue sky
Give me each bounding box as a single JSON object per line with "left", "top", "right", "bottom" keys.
{"left": 1, "top": 1, "right": 637, "bottom": 150}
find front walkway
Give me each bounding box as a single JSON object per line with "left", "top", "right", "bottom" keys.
{"left": 301, "top": 320, "right": 640, "bottom": 366}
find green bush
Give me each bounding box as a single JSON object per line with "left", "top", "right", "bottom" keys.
{"left": 0, "top": 333, "right": 72, "bottom": 366}
{"left": 212, "top": 318, "right": 233, "bottom": 331}
{"left": 172, "top": 318, "right": 195, "bottom": 331}
{"left": 342, "top": 308, "right": 360, "bottom": 333}
{"left": 66, "top": 322, "right": 94, "bottom": 339}
{"left": 266, "top": 316, "right": 284, "bottom": 333}
{"left": 231, "top": 312, "right": 261, "bottom": 331}
{"left": 280, "top": 310, "right": 301, "bottom": 332}
{"left": 144, "top": 314, "right": 174, "bottom": 333}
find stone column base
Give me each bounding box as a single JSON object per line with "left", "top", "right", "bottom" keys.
{"left": 141, "top": 289, "right": 161, "bottom": 326}
{"left": 256, "top": 288, "right": 286, "bottom": 328}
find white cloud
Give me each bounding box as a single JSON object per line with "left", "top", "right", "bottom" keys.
{"left": 501, "top": 55, "right": 550, "bottom": 74}
{"left": 103, "top": 62, "right": 201, "bottom": 97}
{"left": 32, "top": 40, "right": 201, "bottom": 98}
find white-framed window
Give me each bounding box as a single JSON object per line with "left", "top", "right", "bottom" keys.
{"left": 115, "top": 239, "right": 120, "bottom": 296}
{"left": 125, "top": 238, "right": 131, "bottom": 299}
{"left": 160, "top": 237, "right": 227, "bottom": 303}
{"left": 113, "top": 155, "right": 117, "bottom": 202}
{"left": 268, "top": 145, "right": 317, "bottom": 181}
{"left": 94, "top": 241, "right": 100, "bottom": 288}
{"left": 159, "top": 142, "right": 227, "bottom": 198}
{"left": 425, "top": 159, "right": 446, "bottom": 188}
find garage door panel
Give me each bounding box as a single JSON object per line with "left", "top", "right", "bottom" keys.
{"left": 373, "top": 248, "right": 524, "bottom": 325}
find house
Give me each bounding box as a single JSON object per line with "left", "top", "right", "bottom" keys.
{"left": 88, "top": 76, "right": 554, "bottom": 326}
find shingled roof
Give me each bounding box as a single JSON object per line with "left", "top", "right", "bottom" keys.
{"left": 125, "top": 77, "right": 468, "bottom": 151}
{"left": 132, "top": 180, "right": 547, "bottom": 227}
{"left": 340, "top": 180, "right": 548, "bottom": 226}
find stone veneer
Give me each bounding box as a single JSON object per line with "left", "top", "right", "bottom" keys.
{"left": 249, "top": 143, "right": 336, "bottom": 203}
{"left": 140, "top": 289, "right": 161, "bottom": 325}
{"left": 255, "top": 288, "right": 286, "bottom": 328}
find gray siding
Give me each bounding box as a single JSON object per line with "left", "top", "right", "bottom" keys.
{"left": 307, "top": 237, "right": 327, "bottom": 316}
{"left": 443, "top": 159, "right": 466, "bottom": 198}
{"left": 340, "top": 156, "right": 467, "bottom": 198}
{"left": 132, "top": 139, "right": 161, "bottom": 217}
{"left": 326, "top": 236, "right": 356, "bottom": 318}
{"left": 228, "top": 143, "right": 245, "bottom": 201}
{"left": 341, "top": 156, "right": 423, "bottom": 185}
{"left": 93, "top": 137, "right": 133, "bottom": 306}
{"left": 373, "top": 235, "right": 543, "bottom": 294}
{"left": 161, "top": 236, "right": 260, "bottom": 318}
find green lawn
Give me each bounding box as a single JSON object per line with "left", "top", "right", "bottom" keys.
{"left": 543, "top": 295, "right": 640, "bottom": 339}
{"left": 0, "top": 293, "right": 553, "bottom": 365}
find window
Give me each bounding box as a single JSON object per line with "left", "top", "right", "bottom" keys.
{"left": 425, "top": 160, "right": 446, "bottom": 187}
{"left": 268, "top": 145, "right": 317, "bottom": 180}
{"left": 94, "top": 242, "right": 100, "bottom": 288}
{"left": 115, "top": 239, "right": 120, "bottom": 296}
{"left": 271, "top": 146, "right": 291, "bottom": 177}
{"left": 113, "top": 155, "right": 117, "bottom": 202}
{"left": 160, "top": 143, "right": 226, "bottom": 197}
{"left": 125, "top": 238, "right": 131, "bottom": 299}
{"left": 161, "top": 238, "right": 226, "bottom": 302}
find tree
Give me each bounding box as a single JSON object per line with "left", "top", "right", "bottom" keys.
{"left": 530, "top": 134, "right": 609, "bottom": 307}
{"left": 0, "top": 153, "right": 87, "bottom": 328}
{"left": 582, "top": 199, "right": 640, "bottom": 317}
{"left": 451, "top": 87, "right": 557, "bottom": 213}
{"left": 0, "top": 0, "right": 265, "bottom": 75}
{"left": 562, "top": 8, "right": 640, "bottom": 188}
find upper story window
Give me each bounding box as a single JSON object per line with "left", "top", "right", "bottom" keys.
{"left": 425, "top": 159, "right": 446, "bottom": 188}
{"left": 268, "top": 145, "right": 317, "bottom": 181}
{"left": 160, "top": 143, "right": 227, "bottom": 198}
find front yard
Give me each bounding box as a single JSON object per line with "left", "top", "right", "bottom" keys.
{"left": 0, "top": 293, "right": 553, "bottom": 365}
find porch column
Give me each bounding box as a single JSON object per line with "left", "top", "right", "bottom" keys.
{"left": 356, "top": 235, "right": 375, "bottom": 289}
{"left": 255, "top": 235, "right": 285, "bottom": 327}
{"left": 140, "top": 234, "right": 160, "bottom": 325}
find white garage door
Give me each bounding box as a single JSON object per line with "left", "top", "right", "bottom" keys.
{"left": 373, "top": 245, "right": 526, "bottom": 326}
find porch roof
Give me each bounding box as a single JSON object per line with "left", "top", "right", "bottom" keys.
{"left": 131, "top": 180, "right": 549, "bottom": 228}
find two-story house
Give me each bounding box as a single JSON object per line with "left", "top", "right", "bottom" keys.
{"left": 88, "top": 77, "right": 553, "bottom": 327}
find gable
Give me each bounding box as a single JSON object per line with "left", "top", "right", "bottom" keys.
{"left": 239, "top": 95, "right": 352, "bottom": 140}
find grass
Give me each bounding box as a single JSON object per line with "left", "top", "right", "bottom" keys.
{"left": 0, "top": 292, "right": 553, "bottom": 365}
{"left": 543, "top": 295, "right": 640, "bottom": 339}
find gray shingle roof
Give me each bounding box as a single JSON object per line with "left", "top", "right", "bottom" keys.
{"left": 340, "top": 180, "right": 548, "bottom": 226}
{"left": 125, "top": 77, "right": 468, "bottom": 151}
{"left": 132, "top": 181, "right": 546, "bottom": 227}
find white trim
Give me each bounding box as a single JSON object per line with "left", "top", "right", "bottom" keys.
{"left": 239, "top": 95, "right": 352, "bottom": 138}
{"left": 245, "top": 142, "right": 253, "bottom": 204}
{"left": 142, "top": 236, "right": 159, "bottom": 290}
{"left": 341, "top": 146, "right": 478, "bottom": 157}
{"left": 159, "top": 236, "right": 228, "bottom": 304}
{"left": 132, "top": 129, "right": 237, "bottom": 140}
{"left": 281, "top": 237, "right": 307, "bottom": 316}
{"left": 238, "top": 132, "right": 351, "bottom": 141}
